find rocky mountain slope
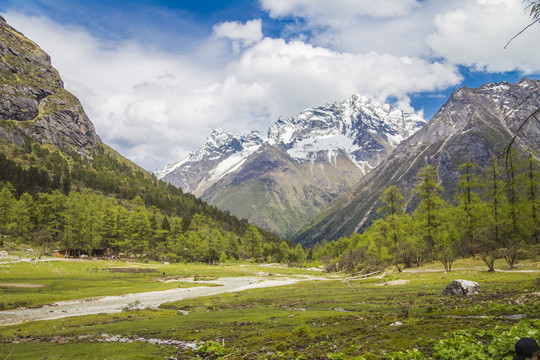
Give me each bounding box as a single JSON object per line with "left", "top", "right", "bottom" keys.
{"left": 293, "top": 78, "right": 540, "bottom": 246}
{"left": 0, "top": 15, "right": 99, "bottom": 156}
{"left": 157, "top": 95, "right": 425, "bottom": 237}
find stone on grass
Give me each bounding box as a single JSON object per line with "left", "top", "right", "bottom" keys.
{"left": 442, "top": 279, "right": 480, "bottom": 296}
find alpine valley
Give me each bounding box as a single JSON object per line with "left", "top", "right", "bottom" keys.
{"left": 156, "top": 95, "right": 426, "bottom": 238}
{"left": 158, "top": 79, "right": 540, "bottom": 242}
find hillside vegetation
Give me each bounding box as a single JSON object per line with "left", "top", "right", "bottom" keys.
{"left": 312, "top": 150, "right": 540, "bottom": 274}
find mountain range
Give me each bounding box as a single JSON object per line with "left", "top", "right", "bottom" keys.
{"left": 158, "top": 79, "right": 540, "bottom": 243}
{"left": 156, "top": 94, "right": 426, "bottom": 238}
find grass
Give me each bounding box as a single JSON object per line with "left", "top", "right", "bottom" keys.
{"left": 0, "top": 257, "right": 539, "bottom": 359}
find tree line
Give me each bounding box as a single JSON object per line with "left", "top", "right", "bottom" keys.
{"left": 0, "top": 185, "right": 306, "bottom": 263}
{"left": 0, "top": 138, "right": 284, "bottom": 249}
{"left": 312, "top": 149, "right": 539, "bottom": 272}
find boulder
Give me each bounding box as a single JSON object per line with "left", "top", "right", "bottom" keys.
{"left": 442, "top": 279, "right": 480, "bottom": 296}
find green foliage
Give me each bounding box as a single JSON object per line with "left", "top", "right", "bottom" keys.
{"left": 432, "top": 330, "right": 489, "bottom": 360}
{"left": 197, "top": 341, "right": 229, "bottom": 357}
{"left": 0, "top": 137, "right": 288, "bottom": 262}
{"left": 314, "top": 152, "right": 540, "bottom": 274}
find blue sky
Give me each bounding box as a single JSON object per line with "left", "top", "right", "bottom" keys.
{"left": 1, "top": 0, "right": 539, "bottom": 170}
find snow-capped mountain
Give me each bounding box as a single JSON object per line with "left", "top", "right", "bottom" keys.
{"left": 155, "top": 94, "right": 425, "bottom": 237}
{"left": 157, "top": 94, "right": 425, "bottom": 197}
{"left": 155, "top": 129, "right": 264, "bottom": 195}
{"left": 267, "top": 94, "right": 425, "bottom": 174}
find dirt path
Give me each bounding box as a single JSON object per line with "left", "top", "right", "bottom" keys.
{"left": 0, "top": 276, "right": 320, "bottom": 326}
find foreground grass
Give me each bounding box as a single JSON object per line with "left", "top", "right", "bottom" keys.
{"left": 0, "top": 258, "right": 539, "bottom": 359}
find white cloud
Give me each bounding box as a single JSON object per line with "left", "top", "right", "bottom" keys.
{"left": 225, "top": 38, "right": 461, "bottom": 116}
{"left": 260, "top": 0, "right": 420, "bottom": 20}
{"left": 213, "top": 19, "right": 263, "bottom": 49}
{"left": 427, "top": 0, "right": 540, "bottom": 72}
{"left": 2, "top": 11, "right": 465, "bottom": 171}
{"left": 6, "top": 1, "right": 536, "bottom": 172}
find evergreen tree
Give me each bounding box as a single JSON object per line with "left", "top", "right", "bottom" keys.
{"left": 414, "top": 164, "right": 446, "bottom": 261}
{"left": 502, "top": 150, "right": 527, "bottom": 268}
{"left": 0, "top": 183, "right": 16, "bottom": 233}
{"left": 242, "top": 225, "right": 263, "bottom": 260}
{"left": 524, "top": 150, "right": 539, "bottom": 244}
{"left": 455, "top": 161, "right": 484, "bottom": 257}
{"left": 8, "top": 192, "right": 34, "bottom": 241}
{"left": 378, "top": 186, "right": 408, "bottom": 271}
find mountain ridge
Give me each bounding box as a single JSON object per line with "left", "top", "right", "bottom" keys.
{"left": 156, "top": 94, "right": 426, "bottom": 237}
{"left": 293, "top": 77, "right": 540, "bottom": 246}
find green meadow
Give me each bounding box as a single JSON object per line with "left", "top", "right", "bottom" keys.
{"left": 0, "top": 258, "right": 539, "bottom": 359}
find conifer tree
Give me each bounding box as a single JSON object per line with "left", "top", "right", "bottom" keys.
{"left": 455, "top": 161, "right": 484, "bottom": 257}
{"left": 502, "top": 149, "right": 526, "bottom": 268}
{"left": 524, "top": 150, "right": 539, "bottom": 244}
{"left": 414, "top": 164, "right": 446, "bottom": 261}
{"left": 0, "top": 183, "right": 15, "bottom": 233}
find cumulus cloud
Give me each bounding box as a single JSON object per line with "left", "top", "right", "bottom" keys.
{"left": 213, "top": 19, "right": 263, "bottom": 49}
{"left": 427, "top": 0, "right": 540, "bottom": 72}
{"left": 4, "top": 0, "right": 537, "bottom": 171}
{"left": 225, "top": 38, "right": 461, "bottom": 116}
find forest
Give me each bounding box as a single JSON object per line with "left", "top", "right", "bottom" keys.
{"left": 1, "top": 136, "right": 538, "bottom": 270}
{"left": 0, "top": 139, "right": 293, "bottom": 263}
{"left": 312, "top": 149, "right": 540, "bottom": 273}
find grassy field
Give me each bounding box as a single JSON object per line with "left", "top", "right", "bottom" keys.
{"left": 0, "top": 257, "right": 539, "bottom": 359}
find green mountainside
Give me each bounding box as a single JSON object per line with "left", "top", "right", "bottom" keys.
{"left": 0, "top": 15, "right": 294, "bottom": 262}
{"left": 201, "top": 143, "right": 363, "bottom": 238}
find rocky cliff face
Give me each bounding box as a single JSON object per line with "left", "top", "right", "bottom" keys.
{"left": 157, "top": 95, "right": 425, "bottom": 237}
{"left": 294, "top": 78, "right": 540, "bottom": 246}
{"left": 0, "top": 15, "right": 100, "bottom": 155}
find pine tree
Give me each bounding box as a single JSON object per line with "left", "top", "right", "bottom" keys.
{"left": 8, "top": 192, "right": 34, "bottom": 241}
{"left": 477, "top": 158, "right": 506, "bottom": 271}
{"left": 378, "top": 186, "right": 407, "bottom": 271}
{"left": 524, "top": 150, "right": 539, "bottom": 244}
{"left": 502, "top": 149, "right": 526, "bottom": 269}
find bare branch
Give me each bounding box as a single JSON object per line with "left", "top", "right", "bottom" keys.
{"left": 504, "top": 18, "right": 540, "bottom": 49}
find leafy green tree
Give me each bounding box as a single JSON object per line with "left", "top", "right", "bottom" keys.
{"left": 128, "top": 205, "right": 152, "bottom": 256}
{"left": 524, "top": 150, "right": 539, "bottom": 244}
{"left": 101, "top": 204, "right": 128, "bottom": 255}
{"left": 502, "top": 150, "right": 527, "bottom": 269}
{"left": 242, "top": 225, "right": 263, "bottom": 260}
{"left": 434, "top": 207, "right": 459, "bottom": 272}
{"left": 378, "top": 186, "right": 409, "bottom": 271}
{"left": 36, "top": 191, "right": 66, "bottom": 252}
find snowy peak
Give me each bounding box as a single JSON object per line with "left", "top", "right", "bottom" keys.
{"left": 154, "top": 128, "right": 265, "bottom": 193}
{"left": 267, "top": 94, "right": 426, "bottom": 166}
{"left": 156, "top": 93, "right": 426, "bottom": 191}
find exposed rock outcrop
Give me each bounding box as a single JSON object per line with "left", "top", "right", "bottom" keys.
{"left": 0, "top": 15, "right": 100, "bottom": 156}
